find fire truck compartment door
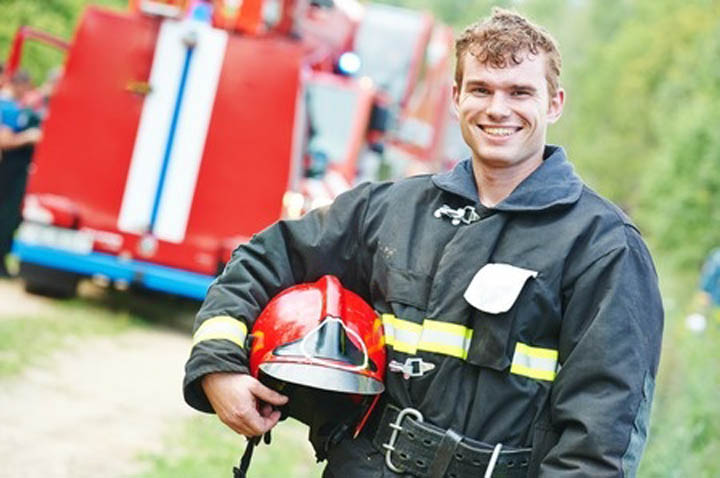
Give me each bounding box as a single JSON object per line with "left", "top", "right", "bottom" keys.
{"left": 118, "top": 19, "right": 227, "bottom": 243}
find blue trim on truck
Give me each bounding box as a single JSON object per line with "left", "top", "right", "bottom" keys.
{"left": 12, "top": 240, "right": 215, "bottom": 300}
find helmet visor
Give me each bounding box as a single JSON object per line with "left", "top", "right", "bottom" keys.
{"left": 262, "top": 317, "right": 383, "bottom": 395}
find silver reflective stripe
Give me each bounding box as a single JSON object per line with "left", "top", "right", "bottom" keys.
{"left": 510, "top": 342, "right": 558, "bottom": 381}
{"left": 418, "top": 320, "right": 472, "bottom": 359}
{"left": 382, "top": 314, "right": 422, "bottom": 354}
{"left": 192, "top": 316, "right": 248, "bottom": 348}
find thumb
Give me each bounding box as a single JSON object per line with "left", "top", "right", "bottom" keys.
{"left": 251, "top": 381, "right": 289, "bottom": 406}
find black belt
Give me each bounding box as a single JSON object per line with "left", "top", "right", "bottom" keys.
{"left": 369, "top": 404, "right": 530, "bottom": 478}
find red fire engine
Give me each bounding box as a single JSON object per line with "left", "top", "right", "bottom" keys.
{"left": 6, "top": 0, "right": 463, "bottom": 299}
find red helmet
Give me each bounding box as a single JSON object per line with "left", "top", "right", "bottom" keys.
{"left": 249, "top": 275, "right": 385, "bottom": 457}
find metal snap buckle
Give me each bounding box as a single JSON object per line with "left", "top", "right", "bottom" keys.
{"left": 388, "top": 357, "right": 436, "bottom": 379}
{"left": 433, "top": 204, "right": 480, "bottom": 226}
{"left": 382, "top": 407, "right": 424, "bottom": 473}
{"left": 459, "top": 206, "right": 481, "bottom": 224}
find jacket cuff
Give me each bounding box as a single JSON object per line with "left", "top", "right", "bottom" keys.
{"left": 183, "top": 340, "right": 250, "bottom": 412}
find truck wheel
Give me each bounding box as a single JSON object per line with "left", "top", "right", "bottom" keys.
{"left": 19, "top": 262, "right": 80, "bottom": 299}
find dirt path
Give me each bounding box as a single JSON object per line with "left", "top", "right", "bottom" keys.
{"left": 0, "top": 281, "right": 196, "bottom": 478}
{"left": 0, "top": 278, "right": 57, "bottom": 318}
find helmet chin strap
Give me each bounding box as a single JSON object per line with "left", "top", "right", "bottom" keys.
{"left": 353, "top": 393, "right": 382, "bottom": 438}
{"left": 233, "top": 431, "right": 272, "bottom": 478}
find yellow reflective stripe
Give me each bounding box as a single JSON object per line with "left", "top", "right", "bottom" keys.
{"left": 383, "top": 314, "right": 422, "bottom": 333}
{"left": 382, "top": 314, "right": 420, "bottom": 354}
{"left": 416, "top": 340, "right": 468, "bottom": 359}
{"left": 510, "top": 342, "right": 558, "bottom": 381}
{"left": 510, "top": 364, "right": 556, "bottom": 381}
{"left": 192, "top": 316, "right": 248, "bottom": 348}
{"left": 381, "top": 315, "right": 472, "bottom": 359}
{"left": 515, "top": 342, "right": 558, "bottom": 360}
{"left": 423, "top": 319, "right": 471, "bottom": 337}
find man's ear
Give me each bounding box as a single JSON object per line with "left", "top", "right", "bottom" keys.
{"left": 547, "top": 88, "right": 565, "bottom": 124}
{"left": 452, "top": 82, "right": 461, "bottom": 117}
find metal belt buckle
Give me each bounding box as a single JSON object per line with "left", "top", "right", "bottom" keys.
{"left": 382, "top": 407, "right": 424, "bottom": 473}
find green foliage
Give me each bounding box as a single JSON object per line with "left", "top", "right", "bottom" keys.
{"left": 638, "top": 264, "right": 720, "bottom": 478}
{"left": 0, "top": 0, "right": 125, "bottom": 84}
{"left": 382, "top": 0, "right": 514, "bottom": 27}
{"left": 561, "top": 0, "right": 718, "bottom": 208}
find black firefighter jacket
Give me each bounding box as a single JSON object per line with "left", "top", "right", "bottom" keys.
{"left": 184, "top": 146, "right": 664, "bottom": 478}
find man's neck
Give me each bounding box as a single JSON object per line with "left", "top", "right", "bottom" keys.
{"left": 473, "top": 154, "right": 543, "bottom": 208}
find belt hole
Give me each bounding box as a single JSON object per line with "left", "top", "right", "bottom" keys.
{"left": 400, "top": 452, "right": 410, "bottom": 460}
{"left": 455, "top": 453, "right": 464, "bottom": 461}
{"left": 449, "top": 474, "right": 457, "bottom": 478}
{"left": 471, "top": 459, "right": 482, "bottom": 467}
{"left": 416, "top": 459, "right": 427, "bottom": 468}
{"left": 521, "top": 459, "right": 528, "bottom": 466}
{"left": 422, "top": 439, "right": 433, "bottom": 446}
{"left": 407, "top": 432, "right": 415, "bottom": 440}
{"left": 507, "top": 460, "right": 515, "bottom": 468}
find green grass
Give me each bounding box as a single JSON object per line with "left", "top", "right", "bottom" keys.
{"left": 138, "top": 414, "right": 324, "bottom": 478}
{"left": 0, "top": 296, "right": 138, "bottom": 376}
{"left": 0, "top": 278, "right": 198, "bottom": 377}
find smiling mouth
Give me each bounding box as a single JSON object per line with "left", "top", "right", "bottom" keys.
{"left": 479, "top": 125, "right": 521, "bottom": 137}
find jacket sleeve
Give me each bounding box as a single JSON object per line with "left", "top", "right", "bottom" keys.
{"left": 539, "top": 226, "right": 664, "bottom": 477}
{"left": 182, "top": 182, "right": 378, "bottom": 412}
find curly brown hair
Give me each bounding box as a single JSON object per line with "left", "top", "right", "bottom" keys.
{"left": 455, "top": 7, "right": 562, "bottom": 97}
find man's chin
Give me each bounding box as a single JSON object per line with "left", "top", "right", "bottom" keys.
{"left": 472, "top": 147, "right": 519, "bottom": 168}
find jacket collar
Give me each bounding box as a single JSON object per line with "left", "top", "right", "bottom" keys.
{"left": 431, "top": 145, "right": 583, "bottom": 212}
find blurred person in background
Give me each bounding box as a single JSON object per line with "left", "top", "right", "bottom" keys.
{"left": 22, "top": 66, "right": 63, "bottom": 120}
{"left": 0, "top": 66, "right": 42, "bottom": 278}
{"left": 698, "top": 248, "right": 720, "bottom": 316}
{"left": 183, "top": 8, "right": 663, "bottom": 477}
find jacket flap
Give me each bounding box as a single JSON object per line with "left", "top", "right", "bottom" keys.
{"left": 464, "top": 263, "right": 538, "bottom": 314}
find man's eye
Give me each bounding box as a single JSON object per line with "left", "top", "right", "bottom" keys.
{"left": 471, "top": 87, "right": 489, "bottom": 95}
{"left": 512, "top": 90, "right": 531, "bottom": 97}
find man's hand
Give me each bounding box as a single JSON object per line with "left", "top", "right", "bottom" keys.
{"left": 201, "top": 372, "right": 288, "bottom": 437}
{"left": 19, "top": 127, "right": 42, "bottom": 145}
{"left": 0, "top": 127, "right": 42, "bottom": 149}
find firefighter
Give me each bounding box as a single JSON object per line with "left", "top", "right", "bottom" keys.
{"left": 0, "top": 68, "right": 42, "bottom": 278}
{"left": 184, "top": 8, "right": 663, "bottom": 478}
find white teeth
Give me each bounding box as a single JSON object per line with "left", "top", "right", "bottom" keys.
{"left": 482, "top": 127, "right": 516, "bottom": 136}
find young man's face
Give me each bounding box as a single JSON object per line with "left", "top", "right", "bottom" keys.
{"left": 453, "top": 51, "right": 564, "bottom": 172}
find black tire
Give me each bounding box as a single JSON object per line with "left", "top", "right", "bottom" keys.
{"left": 19, "top": 261, "right": 80, "bottom": 299}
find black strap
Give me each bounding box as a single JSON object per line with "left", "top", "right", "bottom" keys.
{"left": 232, "top": 432, "right": 272, "bottom": 478}
{"left": 370, "top": 404, "right": 530, "bottom": 478}
{"left": 233, "top": 436, "right": 260, "bottom": 478}
{"left": 428, "top": 428, "right": 462, "bottom": 478}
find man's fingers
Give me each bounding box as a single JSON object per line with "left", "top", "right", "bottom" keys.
{"left": 201, "top": 373, "right": 286, "bottom": 437}
{"left": 251, "top": 381, "right": 289, "bottom": 406}
{"left": 240, "top": 407, "right": 281, "bottom": 436}
{"left": 260, "top": 409, "right": 283, "bottom": 430}
{"left": 222, "top": 405, "right": 267, "bottom": 437}
{"left": 259, "top": 402, "right": 274, "bottom": 417}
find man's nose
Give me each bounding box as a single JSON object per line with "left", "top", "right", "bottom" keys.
{"left": 486, "top": 93, "right": 511, "bottom": 119}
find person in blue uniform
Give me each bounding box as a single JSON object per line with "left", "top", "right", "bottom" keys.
{"left": 0, "top": 68, "right": 42, "bottom": 277}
